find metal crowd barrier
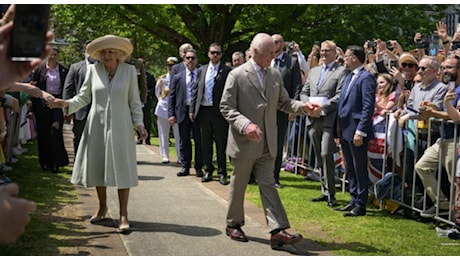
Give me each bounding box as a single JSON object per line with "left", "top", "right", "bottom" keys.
{"left": 283, "top": 112, "right": 458, "bottom": 227}
{"left": 387, "top": 114, "right": 458, "bottom": 227}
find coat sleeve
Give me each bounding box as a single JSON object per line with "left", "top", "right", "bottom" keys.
{"left": 66, "top": 65, "right": 93, "bottom": 115}
{"left": 128, "top": 65, "right": 144, "bottom": 127}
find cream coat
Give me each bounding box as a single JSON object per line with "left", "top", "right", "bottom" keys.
{"left": 66, "top": 63, "right": 144, "bottom": 188}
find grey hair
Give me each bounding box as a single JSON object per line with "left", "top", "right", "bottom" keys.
{"left": 421, "top": 55, "right": 440, "bottom": 70}
{"left": 250, "top": 33, "right": 273, "bottom": 56}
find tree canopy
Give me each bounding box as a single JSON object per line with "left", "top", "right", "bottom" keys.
{"left": 51, "top": 4, "right": 453, "bottom": 72}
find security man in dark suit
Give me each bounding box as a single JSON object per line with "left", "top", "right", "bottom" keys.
{"left": 190, "top": 43, "right": 232, "bottom": 185}
{"left": 271, "top": 34, "right": 302, "bottom": 188}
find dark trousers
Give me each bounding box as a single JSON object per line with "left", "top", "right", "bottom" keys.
{"left": 36, "top": 107, "right": 69, "bottom": 168}
{"left": 72, "top": 118, "right": 86, "bottom": 155}
{"left": 197, "top": 106, "right": 228, "bottom": 175}
{"left": 340, "top": 138, "right": 369, "bottom": 209}
{"left": 178, "top": 109, "right": 203, "bottom": 170}
{"left": 274, "top": 111, "right": 289, "bottom": 182}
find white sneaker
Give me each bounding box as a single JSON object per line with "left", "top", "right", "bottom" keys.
{"left": 9, "top": 157, "right": 18, "bottom": 164}
{"left": 162, "top": 156, "right": 169, "bottom": 164}
{"left": 0, "top": 164, "right": 13, "bottom": 172}
{"left": 12, "top": 147, "right": 23, "bottom": 157}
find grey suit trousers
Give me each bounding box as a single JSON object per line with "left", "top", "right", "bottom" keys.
{"left": 226, "top": 149, "right": 290, "bottom": 232}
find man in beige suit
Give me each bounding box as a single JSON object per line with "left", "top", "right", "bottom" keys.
{"left": 220, "top": 33, "right": 319, "bottom": 250}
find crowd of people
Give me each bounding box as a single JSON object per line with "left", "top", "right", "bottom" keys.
{"left": 3, "top": 3, "right": 460, "bottom": 248}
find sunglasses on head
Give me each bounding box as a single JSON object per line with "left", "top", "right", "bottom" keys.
{"left": 185, "top": 56, "right": 196, "bottom": 60}
{"left": 401, "top": 62, "right": 417, "bottom": 68}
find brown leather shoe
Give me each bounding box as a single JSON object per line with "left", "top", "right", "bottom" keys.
{"left": 225, "top": 226, "right": 248, "bottom": 242}
{"left": 270, "top": 230, "right": 303, "bottom": 249}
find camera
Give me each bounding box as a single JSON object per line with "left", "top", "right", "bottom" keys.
{"left": 404, "top": 80, "right": 414, "bottom": 90}
{"left": 386, "top": 41, "right": 393, "bottom": 49}
{"left": 452, "top": 41, "right": 460, "bottom": 50}
{"left": 368, "top": 41, "right": 377, "bottom": 48}
{"left": 415, "top": 40, "right": 428, "bottom": 49}
{"left": 8, "top": 4, "right": 51, "bottom": 61}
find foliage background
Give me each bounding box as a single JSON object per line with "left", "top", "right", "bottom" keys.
{"left": 50, "top": 4, "right": 456, "bottom": 136}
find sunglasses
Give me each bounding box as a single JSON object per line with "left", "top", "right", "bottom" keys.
{"left": 418, "top": 66, "right": 430, "bottom": 71}
{"left": 210, "top": 51, "right": 222, "bottom": 55}
{"left": 185, "top": 56, "right": 196, "bottom": 60}
{"left": 401, "top": 63, "right": 416, "bottom": 68}
{"left": 441, "top": 66, "right": 458, "bottom": 70}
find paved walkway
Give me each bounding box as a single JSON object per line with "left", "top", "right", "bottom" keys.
{"left": 63, "top": 124, "right": 333, "bottom": 256}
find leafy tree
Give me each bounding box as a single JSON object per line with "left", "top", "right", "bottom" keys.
{"left": 52, "top": 4, "right": 453, "bottom": 67}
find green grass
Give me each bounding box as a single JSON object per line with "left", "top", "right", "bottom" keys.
{"left": 154, "top": 136, "right": 459, "bottom": 256}
{"left": 1, "top": 137, "right": 458, "bottom": 255}
{"left": 0, "top": 140, "right": 85, "bottom": 256}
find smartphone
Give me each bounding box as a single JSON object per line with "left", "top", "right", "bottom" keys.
{"left": 390, "top": 59, "right": 398, "bottom": 68}
{"left": 8, "top": 4, "right": 51, "bottom": 61}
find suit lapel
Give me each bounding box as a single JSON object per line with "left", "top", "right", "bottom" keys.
{"left": 245, "top": 62, "right": 266, "bottom": 100}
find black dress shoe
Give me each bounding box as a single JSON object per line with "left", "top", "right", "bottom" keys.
{"left": 136, "top": 139, "right": 143, "bottom": 144}
{"left": 328, "top": 197, "right": 338, "bottom": 207}
{"left": 335, "top": 203, "right": 354, "bottom": 211}
{"left": 51, "top": 165, "right": 59, "bottom": 173}
{"left": 274, "top": 181, "right": 283, "bottom": 188}
{"left": 310, "top": 195, "right": 328, "bottom": 202}
{"left": 343, "top": 207, "right": 366, "bottom": 217}
{"left": 270, "top": 229, "right": 303, "bottom": 249}
{"left": 226, "top": 226, "right": 248, "bottom": 242}
{"left": 176, "top": 168, "right": 190, "bottom": 177}
{"left": 201, "top": 172, "right": 213, "bottom": 182}
{"left": 195, "top": 168, "right": 204, "bottom": 178}
{"left": 219, "top": 174, "right": 228, "bottom": 185}
{"left": 41, "top": 164, "right": 51, "bottom": 171}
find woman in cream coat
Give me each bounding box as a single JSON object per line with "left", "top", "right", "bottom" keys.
{"left": 51, "top": 35, "right": 147, "bottom": 232}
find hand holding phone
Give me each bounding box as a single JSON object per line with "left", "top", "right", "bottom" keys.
{"left": 8, "top": 4, "right": 50, "bottom": 61}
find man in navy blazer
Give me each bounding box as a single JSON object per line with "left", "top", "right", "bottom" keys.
{"left": 190, "top": 43, "right": 232, "bottom": 185}
{"left": 335, "top": 45, "right": 376, "bottom": 217}
{"left": 168, "top": 49, "right": 204, "bottom": 177}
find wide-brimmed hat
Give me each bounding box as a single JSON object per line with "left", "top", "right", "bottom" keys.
{"left": 167, "top": 57, "right": 178, "bottom": 65}
{"left": 87, "top": 35, "right": 133, "bottom": 62}
{"left": 398, "top": 53, "right": 418, "bottom": 68}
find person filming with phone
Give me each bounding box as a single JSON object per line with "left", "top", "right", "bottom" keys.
{"left": 0, "top": 4, "right": 54, "bottom": 244}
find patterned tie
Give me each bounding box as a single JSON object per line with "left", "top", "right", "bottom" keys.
{"left": 206, "top": 66, "right": 216, "bottom": 104}
{"left": 317, "top": 65, "right": 329, "bottom": 89}
{"left": 274, "top": 58, "right": 280, "bottom": 69}
{"left": 343, "top": 72, "right": 355, "bottom": 96}
{"left": 186, "top": 71, "right": 195, "bottom": 104}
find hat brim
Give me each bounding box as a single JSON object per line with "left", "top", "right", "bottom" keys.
{"left": 87, "top": 35, "right": 133, "bottom": 62}
{"left": 398, "top": 55, "right": 418, "bottom": 67}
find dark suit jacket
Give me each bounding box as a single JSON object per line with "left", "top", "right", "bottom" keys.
{"left": 28, "top": 61, "right": 69, "bottom": 117}
{"left": 190, "top": 63, "right": 232, "bottom": 116}
{"left": 63, "top": 59, "right": 91, "bottom": 120}
{"left": 337, "top": 67, "right": 376, "bottom": 141}
{"left": 277, "top": 52, "right": 302, "bottom": 100}
{"left": 171, "top": 61, "right": 186, "bottom": 76}
{"left": 168, "top": 69, "right": 196, "bottom": 124}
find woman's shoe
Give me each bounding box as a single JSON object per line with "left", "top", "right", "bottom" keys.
{"left": 117, "top": 216, "right": 130, "bottom": 232}
{"left": 90, "top": 208, "right": 108, "bottom": 223}
{"left": 117, "top": 223, "right": 130, "bottom": 233}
